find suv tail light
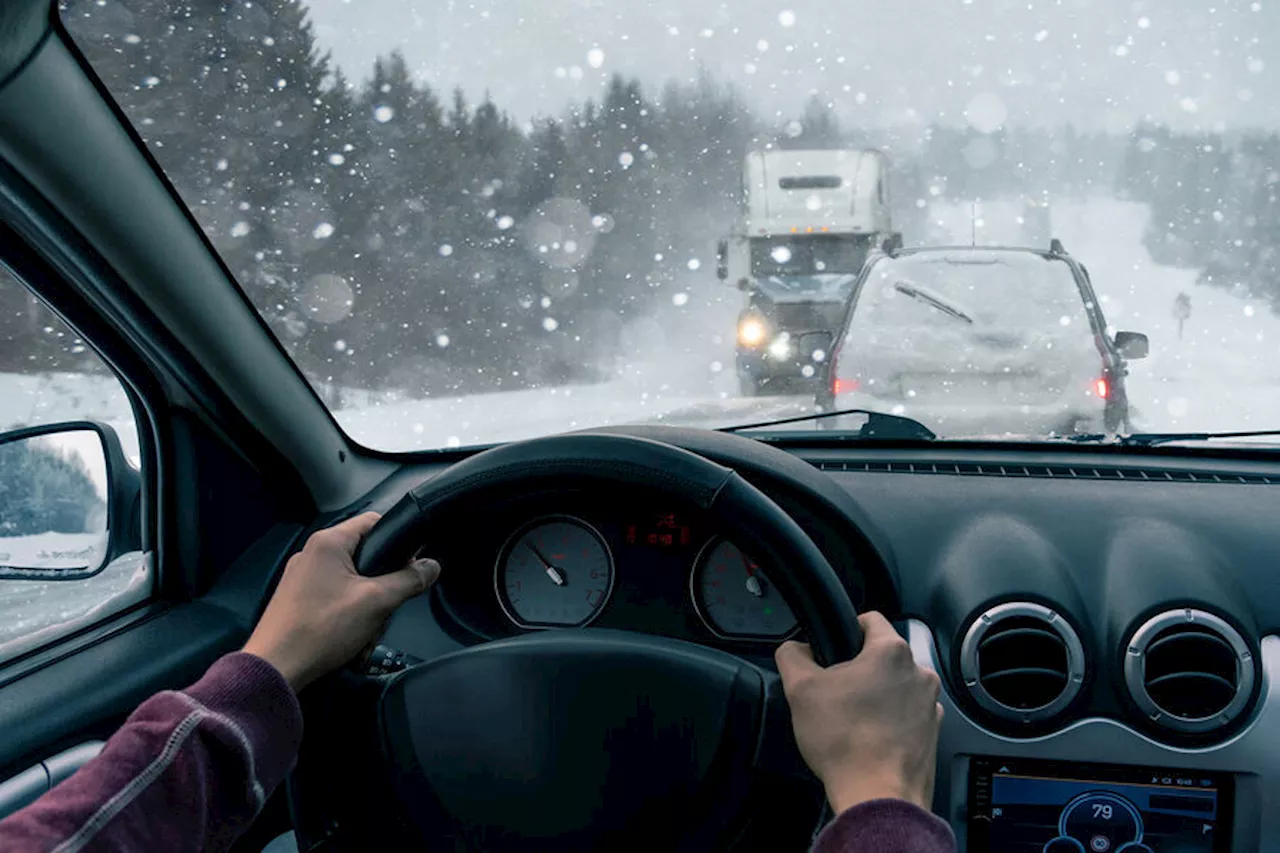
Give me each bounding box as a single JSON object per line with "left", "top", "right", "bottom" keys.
{"left": 1095, "top": 377, "right": 1110, "bottom": 399}
{"left": 829, "top": 348, "right": 859, "bottom": 396}
{"left": 834, "top": 378, "right": 860, "bottom": 396}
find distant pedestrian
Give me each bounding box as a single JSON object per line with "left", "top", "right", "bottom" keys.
{"left": 1173, "top": 292, "right": 1191, "bottom": 340}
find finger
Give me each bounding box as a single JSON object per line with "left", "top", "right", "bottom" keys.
{"left": 855, "top": 610, "right": 898, "bottom": 643}
{"left": 371, "top": 557, "right": 440, "bottom": 607}
{"left": 775, "top": 640, "right": 820, "bottom": 683}
{"left": 324, "top": 511, "right": 383, "bottom": 553}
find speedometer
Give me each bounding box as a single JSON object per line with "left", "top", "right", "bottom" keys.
{"left": 691, "top": 538, "right": 798, "bottom": 640}
{"left": 495, "top": 516, "right": 614, "bottom": 628}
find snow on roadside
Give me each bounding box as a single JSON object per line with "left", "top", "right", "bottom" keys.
{"left": 333, "top": 265, "right": 817, "bottom": 451}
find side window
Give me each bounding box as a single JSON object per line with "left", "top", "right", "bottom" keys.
{"left": 0, "top": 262, "right": 151, "bottom": 666}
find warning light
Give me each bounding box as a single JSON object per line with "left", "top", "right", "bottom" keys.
{"left": 1095, "top": 377, "right": 1110, "bottom": 399}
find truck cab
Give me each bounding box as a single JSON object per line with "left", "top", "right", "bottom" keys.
{"left": 717, "top": 149, "right": 895, "bottom": 396}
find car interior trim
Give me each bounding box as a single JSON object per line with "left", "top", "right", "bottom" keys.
{"left": 912, "top": 619, "right": 1274, "bottom": 852}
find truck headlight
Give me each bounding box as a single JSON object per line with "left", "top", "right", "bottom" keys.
{"left": 768, "top": 334, "right": 792, "bottom": 359}
{"left": 737, "top": 316, "right": 768, "bottom": 347}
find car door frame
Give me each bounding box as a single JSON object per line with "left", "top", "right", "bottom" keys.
{"left": 0, "top": 2, "right": 363, "bottom": 792}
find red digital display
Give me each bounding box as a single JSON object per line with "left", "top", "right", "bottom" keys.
{"left": 625, "top": 512, "right": 693, "bottom": 548}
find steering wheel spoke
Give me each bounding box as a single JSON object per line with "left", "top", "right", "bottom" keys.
{"left": 756, "top": 670, "right": 818, "bottom": 782}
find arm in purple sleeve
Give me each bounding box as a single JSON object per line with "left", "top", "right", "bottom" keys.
{"left": 0, "top": 652, "right": 302, "bottom": 853}
{"left": 812, "top": 798, "right": 957, "bottom": 853}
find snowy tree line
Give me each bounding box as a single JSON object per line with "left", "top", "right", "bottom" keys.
{"left": 0, "top": 440, "right": 101, "bottom": 536}
{"left": 1117, "top": 125, "right": 1280, "bottom": 308}
{"left": 0, "top": 1, "right": 1265, "bottom": 394}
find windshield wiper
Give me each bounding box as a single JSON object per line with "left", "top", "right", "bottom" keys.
{"left": 720, "top": 408, "right": 937, "bottom": 440}
{"left": 893, "top": 280, "right": 974, "bottom": 324}
{"left": 1068, "top": 429, "right": 1280, "bottom": 448}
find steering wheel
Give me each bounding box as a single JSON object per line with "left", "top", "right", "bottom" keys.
{"left": 293, "top": 432, "right": 863, "bottom": 852}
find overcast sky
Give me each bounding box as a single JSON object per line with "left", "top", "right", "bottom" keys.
{"left": 304, "top": 0, "right": 1279, "bottom": 134}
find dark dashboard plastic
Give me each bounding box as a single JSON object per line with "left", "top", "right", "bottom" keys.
{"left": 365, "top": 438, "right": 1280, "bottom": 850}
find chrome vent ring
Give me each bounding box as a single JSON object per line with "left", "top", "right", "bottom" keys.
{"left": 959, "top": 602, "right": 1086, "bottom": 723}
{"left": 1124, "top": 609, "right": 1255, "bottom": 734}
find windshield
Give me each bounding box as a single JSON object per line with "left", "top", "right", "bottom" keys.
{"left": 749, "top": 236, "right": 873, "bottom": 278}
{"left": 61, "top": 1, "right": 1280, "bottom": 449}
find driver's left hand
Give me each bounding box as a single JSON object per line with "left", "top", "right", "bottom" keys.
{"left": 243, "top": 512, "right": 441, "bottom": 692}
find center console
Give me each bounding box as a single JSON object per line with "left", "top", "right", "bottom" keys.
{"left": 965, "top": 756, "right": 1233, "bottom": 853}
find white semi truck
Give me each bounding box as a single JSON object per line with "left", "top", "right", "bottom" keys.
{"left": 716, "top": 149, "right": 898, "bottom": 395}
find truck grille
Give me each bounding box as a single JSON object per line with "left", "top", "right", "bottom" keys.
{"left": 772, "top": 302, "right": 845, "bottom": 332}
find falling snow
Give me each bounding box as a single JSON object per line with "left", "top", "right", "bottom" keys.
{"left": 45, "top": 0, "right": 1280, "bottom": 456}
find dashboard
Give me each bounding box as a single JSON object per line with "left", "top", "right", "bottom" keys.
{"left": 373, "top": 436, "right": 1280, "bottom": 853}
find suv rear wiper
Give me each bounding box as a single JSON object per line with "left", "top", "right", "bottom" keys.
{"left": 1068, "top": 429, "right": 1280, "bottom": 448}
{"left": 893, "top": 280, "right": 974, "bottom": 324}
{"left": 720, "top": 408, "right": 937, "bottom": 440}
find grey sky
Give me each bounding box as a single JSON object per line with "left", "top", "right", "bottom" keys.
{"left": 305, "top": 0, "right": 1278, "bottom": 133}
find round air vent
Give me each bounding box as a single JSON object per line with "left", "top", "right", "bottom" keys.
{"left": 1124, "top": 609, "right": 1255, "bottom": 734}
{"left": 959, "top": 602, "right": 1086, "bottom": 722}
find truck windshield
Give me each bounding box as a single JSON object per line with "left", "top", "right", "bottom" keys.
{"left": 750, "top": 235, "right": 874, "bottom": 278}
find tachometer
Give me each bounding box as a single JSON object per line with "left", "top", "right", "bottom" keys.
{"left": 495, "top": 516, "right": 614, "bottom": 628}
{"left": 691, "top": 538, "right": 798, "bottom": 640}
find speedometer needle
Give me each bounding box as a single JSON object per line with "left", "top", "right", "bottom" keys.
{"left": 739, "top": 551, "right": 763, "bottom": 597}
{"left": 527, "top": 543, "right": 567, "bottom": 586}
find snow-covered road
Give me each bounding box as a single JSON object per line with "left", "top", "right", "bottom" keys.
{"left": 333, "top": 196, "right": 1280, "bottom": 449}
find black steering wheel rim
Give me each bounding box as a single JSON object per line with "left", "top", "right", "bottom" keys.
{"left": 303, "top": 432, "right": 862, "bottom": 851}
{"left": 356, "top": 431, "right": 862, "bottom": 665}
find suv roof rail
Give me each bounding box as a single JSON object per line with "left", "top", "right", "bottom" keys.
{"left": 1049, "top": 238, "right": 1066, "bottom": 255}
{"left": 881, "top": 232, "right": 904, "bottom": 256}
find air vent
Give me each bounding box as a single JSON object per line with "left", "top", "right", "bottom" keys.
{"left": 959, "top": 602, "right": 1085, "bottom": 723}
{"left": 1125, "top": 609, "right": 1255, "bottom": 733}
{"left": 813, "top": 459, "right": 1280, "bottom": 484}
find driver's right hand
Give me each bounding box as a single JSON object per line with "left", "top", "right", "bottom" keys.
{"left": 776, "top": 611, "right": 943, "bottom": 814}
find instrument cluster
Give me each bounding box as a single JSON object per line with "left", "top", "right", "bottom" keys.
{"left": 432, "top": 497, "right": 833, "bottom": 647}
{"left": 493, "top": 510, "right": 798, "bottom": 642}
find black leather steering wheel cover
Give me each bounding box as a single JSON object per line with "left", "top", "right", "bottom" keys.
{"left": 355, "top": 432, "right": 862, "bottom": 664}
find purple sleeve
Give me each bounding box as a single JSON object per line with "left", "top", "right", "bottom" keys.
{"left": 812, "top": 798, "right": 956, "bottom": 853}
{"left": 0, "top": 652, "right": 303, "bottom": 853}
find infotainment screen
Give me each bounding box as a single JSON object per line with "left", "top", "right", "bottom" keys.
{"left": 967, "top": 756, "right": 1232, "bottom": 853}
